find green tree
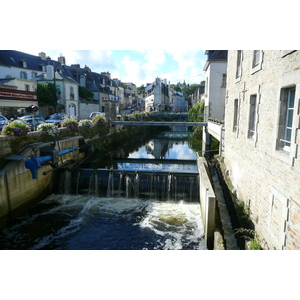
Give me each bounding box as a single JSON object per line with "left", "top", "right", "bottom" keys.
{"left": 188, "top": 100, "right": 205, "bottom": 122}
{"left": 173, "top": 85, "right": 182, "bottom": 92}
{"left": 182, "top": 84, "right": 199, "bottom": 98}
{"left": 137, "top": 84, "right": 145, "bottom": 93}
{"left": 36, "top": 83, "right": 56, "bottom": 107}
{"left": 79, "top": 85, "right": 94, "bottom": 101}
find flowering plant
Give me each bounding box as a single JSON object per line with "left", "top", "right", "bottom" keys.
{"left": 61, "top": 118, "right": 78, "bottom": 131}
{"left": 1, "top": 121, "right": 30, "bottom": 136}
{"left": 79, "top": 119, "right": 93, "bottom": 128}
{"left": 37, "top": 123, "right": 59, "bottom": 137}
{"left": 92, "top": 115, "right": 106, "bottom": 126}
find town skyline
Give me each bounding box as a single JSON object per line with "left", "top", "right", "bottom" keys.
{"left": 17, "top": 50, "right": 207, "bottom": 87}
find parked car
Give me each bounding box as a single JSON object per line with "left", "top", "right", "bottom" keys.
{"left": 90, "top": 112, "right": 105, "bottom": 119}
{"left": 19, "top": 115, "right": 45, "bottom": 125}
{"left": 13, "top": 118, "right": 40, "bottom": 131}
{"left": 0, "top": 115, "right": 9, "bottom": 132}
{"left": 45, "top": 113, "right": 67, "bottom": 126}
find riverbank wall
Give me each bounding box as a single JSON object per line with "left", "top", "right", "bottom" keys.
{"left": 0, "top": 135, "right": 84, "bottom": 228}
{"left": 197, "top": 155, "right": 216, "bottom": 249}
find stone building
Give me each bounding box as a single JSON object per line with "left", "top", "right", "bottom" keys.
{"left": 223, "top": 50, "right": 300, "bottom": 250}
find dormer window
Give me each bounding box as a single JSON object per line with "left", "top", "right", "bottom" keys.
{"left": 21, "top": 60, "right": 27, "bottom": 68}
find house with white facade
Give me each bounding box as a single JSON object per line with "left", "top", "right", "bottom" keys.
{"left": 35, "top": 64, "right": 79, "bottom": 118}
{"left": 203, "top": 50, "right": 228, "bottom": 121}
{"left": 0, "top": 50, "right": 57, "bottom": 118}
{"left": 170, "top": 90, "right": 188, "bottom": 112}
{"left": 145, "top": 78, "right": 170, "bottom": 112}
{"left": 223, "top": 50, "right": 300, "bottom": 250}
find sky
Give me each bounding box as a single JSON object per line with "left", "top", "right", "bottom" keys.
{"left": 19, "top": 49, "right": 207, "bottom": 87}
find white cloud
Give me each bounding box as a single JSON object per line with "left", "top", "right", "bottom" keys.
{"left": 120, "top": 55, "right": 147, "bottom": 84}
{"left": 143, "top": 50, "right": 166, "bottom": 72}
{"left": 165, "top": 50, "right": 206, "bottom": 84}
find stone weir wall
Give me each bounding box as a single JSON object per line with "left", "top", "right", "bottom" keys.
{"left": 0, "top": 136, "right": 85, "bottom": 228}
{"left": 197, "top": 155, "right": 216, "bottom": 249}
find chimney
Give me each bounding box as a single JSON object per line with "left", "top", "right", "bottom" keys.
{"left": 39, "top": 52, "right": 46, "bottom": 60}
{"left": 58, "top": 55, "right": 66, "bottom": 65}
{"left": 46, "top": 64, "right": 54, "bottom": 80}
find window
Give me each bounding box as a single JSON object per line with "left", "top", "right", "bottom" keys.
{"left": 248, "top": 95, "right": 258, "bottom": 138}
{"left": 20, "top": 71, "right": 27, "bottom": 79}
{"left": 277, "top": 87, "right": 295, "bottom": 151}
{"left": 233, "top": 99, "right": 239, "bottom": 132}
{"left": 236, "top": 50, "right": 242, "bottom": 80}
{"left": 252, "top": 50, "right": 261, "bottom": 67}
{"left": 31, "top": 72, "right": 38, "bottom": 78}
{"left": 251, "top": 50, "right": 263, "bottom": 74}
{"left": 25, "top": 84, "right": 30, "bottom": 91}
{"left": 222, "top": 74, "right": 227, "bottom": 87}
{"left": 70, "top": 86, "right": 74, "bottom": 100}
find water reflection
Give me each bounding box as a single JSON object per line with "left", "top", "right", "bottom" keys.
{"left": 117, "top": 132, "right": 198, "bottom": 173}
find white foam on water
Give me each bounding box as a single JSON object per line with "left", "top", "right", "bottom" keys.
{"left": 4, "top": 194, "right": 206, "bottom": 250}
{"left": 139, "top": 200, "right": 206, "bottom": 250}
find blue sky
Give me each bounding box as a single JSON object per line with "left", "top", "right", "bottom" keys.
{"left": 20, "top": 49, "right": 207, "bottom": 87}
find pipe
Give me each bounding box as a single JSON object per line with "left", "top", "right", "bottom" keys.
{"left": 25, "top": 147, "right": 77, "bottom": 179}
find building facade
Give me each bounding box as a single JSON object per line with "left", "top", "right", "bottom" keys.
{"left": 223, "top": 50, "right": 300, "bottom": 250}
{"left": 203, "top": 50, "right": 228, "bottom": 121}
{"left": 145, "top": 78, "right": 170, "bottom": 112}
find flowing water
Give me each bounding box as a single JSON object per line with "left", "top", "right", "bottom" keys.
{"left": 0, "top": 131, "right": 206, "bottom": 250}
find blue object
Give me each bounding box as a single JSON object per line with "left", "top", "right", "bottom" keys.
{"left": 25, "top": 157, "right": 41, "bottom": 179}
{"left": 25, "top": 147, "right": 77, "bottom": 179}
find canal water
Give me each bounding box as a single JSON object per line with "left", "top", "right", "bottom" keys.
{"left": 0, "top": 131, "right": 206, "bottom": 250}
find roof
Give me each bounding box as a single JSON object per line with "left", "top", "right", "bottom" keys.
{"left": 0, "top": 50, "right": 61, "bottom": 71}
{"left": 203, "top": 50, "right": 228, "bottom": 71}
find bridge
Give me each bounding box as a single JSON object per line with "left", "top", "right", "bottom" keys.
{"left": 111, "top": 121, "right": 207, "bottom": 127}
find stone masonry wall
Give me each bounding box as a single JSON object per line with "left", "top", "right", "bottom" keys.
{"left": 224, "top": 50, "right": 300, "bottom": 250}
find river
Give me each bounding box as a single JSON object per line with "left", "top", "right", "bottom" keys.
{"left": 0, "top": 130, "right": 206, "bottom": 250}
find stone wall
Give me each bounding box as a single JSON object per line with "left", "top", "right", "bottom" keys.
{"left": 224, "top": 50, "right": 300, "bottom": 250}
{"left": 0, "top": 136, "right": 84, "bottom": 228}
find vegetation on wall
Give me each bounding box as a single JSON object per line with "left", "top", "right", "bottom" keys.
{"left": 79, "top": 86, "right": 94, "bottom": 101}
{"left": 36, "top": 83, "right": 57, "bottom": 107}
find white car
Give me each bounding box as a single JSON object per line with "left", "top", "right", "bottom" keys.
{"left": 90, "top": 112, "right": 105, "bottom": 119}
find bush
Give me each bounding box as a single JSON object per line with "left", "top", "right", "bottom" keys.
{"left": 61, "top": 118, "right": 78, "bottom": 131}
{"left": 91, "top": 115, "right": 106, "bottom": 126}
{"left": 79, "top": 119, "right": 93, "bottom": 128}
{"left": 37, "top": 123, "right": 59, "bottom": 137}
{"left": 1, "top": 121, "right": 30, "bottom": 136}
{"left": 78, "top": 119, "right": 94, "bottom": 138}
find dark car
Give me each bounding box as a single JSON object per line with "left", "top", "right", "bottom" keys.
{"left": 45, "top": 113, "right": 67, "bottom": 126}
{"left": 0, "top": 115, "right": 9, "bottom": 132}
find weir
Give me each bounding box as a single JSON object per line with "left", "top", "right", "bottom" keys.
{"left": 54, "top": 169, "right": 200, "bottom": 202}
{"left": 0, "top": 126, "right": 218, "bottom": 249}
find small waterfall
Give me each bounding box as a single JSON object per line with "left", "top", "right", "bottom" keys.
{"left": 107, "top": 172, "right": 114, "bottom": 197}
{"left": 118, "top": 173, "right": 124, "bottom": 197}
{"left": 56, "top": 169, "right": 199, "bottom": 202}
{"left": 125, "top": 174, "right": 131, "bottom": 198}
{"left": 75, "top": 171, "right": 81, "bottom": 194}
{"left": 59, "top": 170, "right": 71, "bottom": 194}
{"left": 134, "top": 173, "right": 139, "bottom": 198}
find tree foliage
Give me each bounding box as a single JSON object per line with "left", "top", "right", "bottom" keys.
{"left": 182, "top": 84, "right": 199, "bottom": 98}
{"left": 188, "top": 100, "right": 205, "bottom": 122}
{"left": 79, "top": 85, "right": 94, "bottom": 101}
{"left": 137, "top": 84, "right": 145, "bottom": 93}
{"left": 36, "top": 83, "right": 56, "bottom": 107}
